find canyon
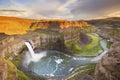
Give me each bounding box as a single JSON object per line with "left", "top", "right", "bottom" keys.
{"left": 88, "top": 17, "right": 120, "bottom": 80}
{"left": 95, "top": 31, "right": 120, "bottom": 80}
{"left": 0, "top": 16, "right": 120, "bottom": 80}
{"left": 0, "top": 17, "right": 90, "bottom": 80}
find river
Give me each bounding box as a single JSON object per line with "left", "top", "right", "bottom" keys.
{"left": 23, "top": 39, "right": 108, "bottom": 77}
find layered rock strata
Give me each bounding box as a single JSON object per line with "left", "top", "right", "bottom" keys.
{"left": 95, "top": 31, "right": 120, "bottom": 80}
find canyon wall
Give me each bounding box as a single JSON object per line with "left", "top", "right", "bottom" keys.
{"left": 0, "top": 19, "right": 90, "bottom": 80}
{"left": 0, "top": 33, "right": 66, "bottom": 80}
{"left": 88, "top": 17, "right": 120, "bottom": 80}
{"left": 95, "top": 30, "right": 120, "bottom": 80}
{"left": 0, "top": 34, "right": 25, "bottom": 80}
{"left": 20, "top": 33, "right": 65, "bottom": 51}
{"left": 30, "top": 20, "right": 88, "bottom": 31}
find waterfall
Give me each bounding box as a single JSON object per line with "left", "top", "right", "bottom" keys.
{"left": 25, "top": 41, "right": 35, "bottom": 58}
{"left": 23, "top": 41, "right": 47, "bottom": 67}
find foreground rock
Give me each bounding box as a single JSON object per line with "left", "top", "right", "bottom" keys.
{"left": 95, "top": 31, "right": 120, "bottom": 80}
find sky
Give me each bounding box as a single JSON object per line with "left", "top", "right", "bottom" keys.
{"left": 0, "top": 0, "right": 120, "bottom": 20}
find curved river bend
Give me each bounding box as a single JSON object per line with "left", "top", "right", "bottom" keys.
{"left": 23, "top": 39, "right": 108, "bottom": 77}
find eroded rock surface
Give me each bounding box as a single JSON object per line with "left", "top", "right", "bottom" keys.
{"left": 95, "top": 32, "right": 120, "bottom": 80}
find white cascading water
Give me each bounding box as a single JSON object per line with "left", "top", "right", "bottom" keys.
{"left": 23, "top": 41, "right": 46, "bottom": 67}
{"left": 25, "top": 42, "right": 35, "bottom": 58}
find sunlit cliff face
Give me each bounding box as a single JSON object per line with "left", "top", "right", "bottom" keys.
{"left": 0, "top": 16, "right": 88, "bottom": 35}
{"left": 60, "top": 21, "right": 88, "bottom": 29}
{"left": 0, "top": 16, "right": 39, "bottom": 35}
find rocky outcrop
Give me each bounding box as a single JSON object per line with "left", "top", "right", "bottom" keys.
{"left": 29, "top": 20, "right": 92, "bottom": 45}
{"left": 0, "top": 33, "right": 25, "bottom": 80}
{"left": 19, "top": 33, "right": 65, "bottom": 51}
{"left": 0, "top": 32, "right": 67, "bottom": 80}
{"left": 0, "top": 58, "right": 7, "bottom": 80}
{"left": 0, "top": 18, "right": 91, "bottom": 80}
{"left": 88, "top": 17, "right": 120, "bottom": 28}
{"left": 62, "top": 27, "right": 81, "bottom": 43}
{"left": 30, "top": 20, "right": 88, "bottom": 31}
{"left": 95, "top": 32, "right": 120, "bottom": 80}
{"left": 1, "top": 38, "right": 25, "bottom": 57}
{"left": 87, "top": 17, "right": 120, "bottom": 80}
{"left": 79, "top": 32, "right": 91, "bottom": 46}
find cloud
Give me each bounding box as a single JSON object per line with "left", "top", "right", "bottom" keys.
{"left": 0, "top": 9, "right": 25, "bottom": 12}
{"left": 0, "top": 0, "right": 76, "bottom": 19}
{"left": 71, "top": 0, "right": 120, "bottom": 19}
{"left": 26, "top": 0, "right": 76, "bottom": 19}
{"left": 108, "top": 11, "right": 120, "bottom": 17}
{"left": 58, "top": 0, "right": 77, "bottom": 11}
{"left": 0, "top": 0, "right": 119, "bottom": 20}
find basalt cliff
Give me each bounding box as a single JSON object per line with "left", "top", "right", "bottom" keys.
{"left": 0, "top": 16, "right": 120, "bottom": 80}
{"left": 88, "top": 17, "right": 120, "bottom": 80}
{"left": 0, "top": 16, "right": 91, "bottom": 80}
{"left": 95, "top": 32, "right": 120, "bottom": 80}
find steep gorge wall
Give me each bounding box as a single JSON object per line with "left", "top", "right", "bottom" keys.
{"left": 0, "top": 36, "right": 25, "bottom": 80}
{"left": 0, "top": 20, "right": 90, "bottom": 80}
{"left": 0, "top": 33, "right": 67, "bottom": 80}
{"left": 30, "top": 20, "right": 88, "bottom": 30}
{"left": 21, "top": 33, "right": 65, "bottom": 51}
{"left": 95, "top": 31, "right": 120, "bottom": 80}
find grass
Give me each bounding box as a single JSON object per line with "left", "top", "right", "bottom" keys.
{"left": 0, "top": 21, "right": 27, "bottom": 35}
{"left": 17, "top": 70, "right": 30, "bottom": 80}
{"left": 5, "top": 52, "right": 30, "bottom": 80}
{"left": 11, "top": 51, "right": 25, "bottom": 67}
{"left": 82, "top": 34, "right": 99, "bottom": 49}
{"left": 5, "top": 51, "right": 25, "bottom": 67}
{"left": 76, "top": 33, "right": 102, "bottom": 56}
{"left": 108, "top": 28, "right": 120, "bottom": 36}
{"left": 5, "top": 52, "right": 14, "bottom": 60}
{"left": 107, "top": 40, "right": 112, "bottom": 48}
{"left": 65, "top": 39, "right": 81, "bottom": 53}
{"left": 66, "top": 63, "right": 96, "bottom": 80}
{"left": 6, "top": 59, "right": 30, "bottom": 80}
{"left": 6, "top": 59, "right": 17, "bottom": 80}
{"left": 65, "top": 33, "right": 102, "bottom": 56}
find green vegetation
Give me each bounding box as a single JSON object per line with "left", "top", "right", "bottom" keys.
{"left": 65, "top": 33, "right": 102, "bottom": 56}
{"left": 77, "top": 33, "right": 102, "bottom": 56}
{"left": 83, "top": 25, "right": 96, "bottom": 33}
{"left": 11, "top": 51, "right": 25, "bottom": 67}
{"left": 5, "top": 52, "right": 14, "bottom": 60}
{"left": 65, "top": 39, "right": 81, "bottom": 53}
{"left": 66, "top": 63, "right": 96, "bottom": 80}
{"left": 5, "top": 51, "right": 30, "bottom": 80}
{"left": 108, "top": 28, "right": 120, "bottom": 35}
{"left": 107, "top": 40, "right": 112, "bottom": 48}
{"left": 17, "top": 70, "right": 30, "bottom": 80}
{"left": 6, "top": 59, "right": 17, "bottom": 80}
{"left": 5, "top": 50, "right": 25, "bottom": 67}
{"left": 6, "top": 59, "right": 30, "bottom": 80}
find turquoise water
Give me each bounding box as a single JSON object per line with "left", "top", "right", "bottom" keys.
{"left": 28, "top": 51, "right": 91, "bottom": 76}
{"left": 24, "top": 39, "right": 108, "bottom": 77}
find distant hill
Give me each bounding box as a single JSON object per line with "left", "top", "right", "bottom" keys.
{"left": 0, "top": 16, "right": 88, "bottom": 35}
{"left": 1, "top": 16, "right": 119, "bottom": 35}
{"left": 0, "top": 16, "right": 40, "bottom": 35}
{"left": 87, "top": 17, "right": 120, "bottom": 28}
